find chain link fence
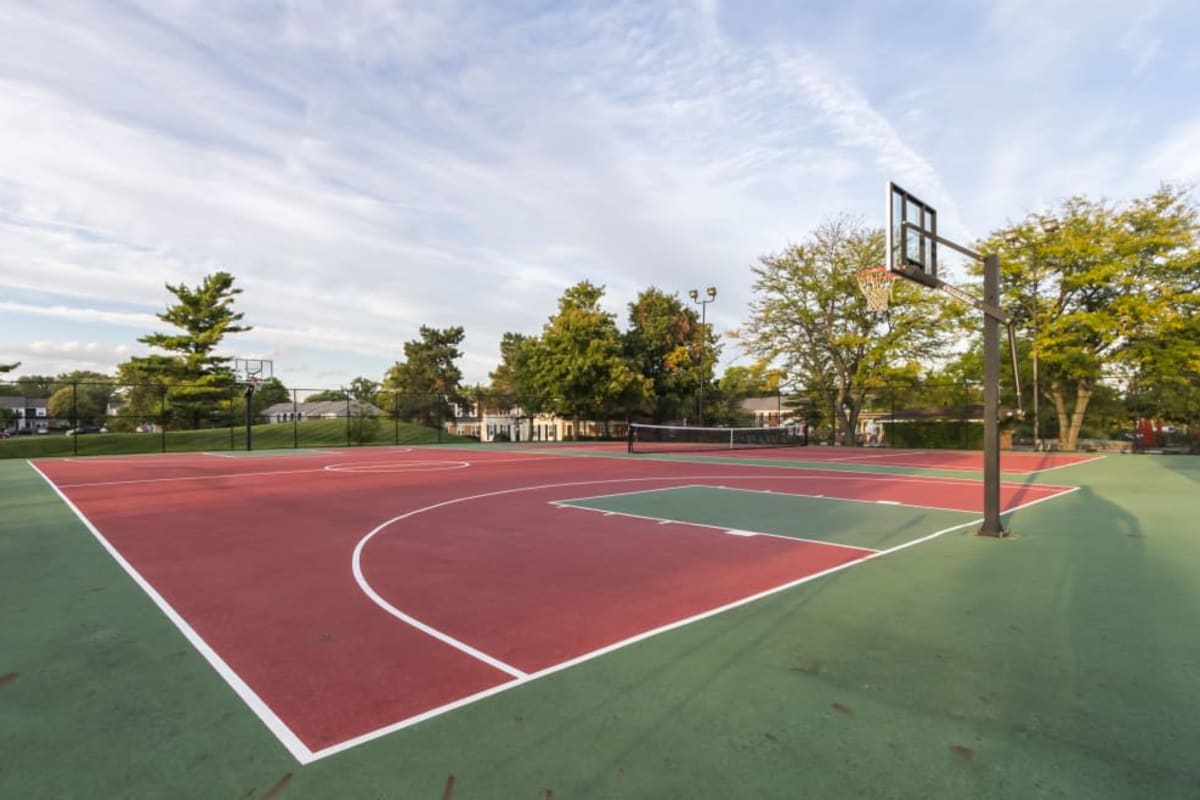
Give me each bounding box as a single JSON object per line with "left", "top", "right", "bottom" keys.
{"left": 2, "top": 379, "right": 1192, "bottom": 457}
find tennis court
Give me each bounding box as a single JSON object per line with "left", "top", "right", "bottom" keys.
{"left": 3, "top": 444, "right": 1199, "bottom": 798}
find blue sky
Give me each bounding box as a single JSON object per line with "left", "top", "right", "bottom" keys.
{"left": 1, "top": 0, "right": 1196, "bottom": 390}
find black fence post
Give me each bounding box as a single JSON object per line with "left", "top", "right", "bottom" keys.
{"left": 229, "top": 384, "right": 235, "bottom": 451}
{"left": 889, "top": 384, "right": 896, "bottom": 449}
{"left": 292, "top": 389, "right": 298, "bottom": 449}
{"left": 346, "top": 396, "right": 352, "bottom": 446}
{"left": 160, "top": 386, "right": 167, "bottom": 453}
{"left": 245, "top": 383, "right": 254, "bottom": 452}
{"left": 71, "top": 382, "right": 78, "bottom": 456}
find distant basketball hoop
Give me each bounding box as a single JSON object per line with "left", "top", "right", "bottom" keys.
{"left": 856, "top": 266, "right": 896, "bottom": 312}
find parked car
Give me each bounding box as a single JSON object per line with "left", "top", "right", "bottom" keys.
{"left": 65, "top": 425, "right": 109, "bottom": 436}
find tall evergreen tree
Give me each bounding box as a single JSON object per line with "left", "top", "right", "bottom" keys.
{"left": 381, "top": 326, "right": 466, "bottom": 427}
{"left": 118, "top": 271, "right": 251, "bottom": 428}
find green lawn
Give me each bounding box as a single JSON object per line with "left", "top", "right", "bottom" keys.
{"left": 0, "top": 418, "right": 467, "bottom": 459}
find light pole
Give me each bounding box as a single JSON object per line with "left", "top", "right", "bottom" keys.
{"left": 688, "top": 286, "right": 717, "bottom": 426}
{"left": 1005, "top": 215, "right": 1058, "bottom": 449}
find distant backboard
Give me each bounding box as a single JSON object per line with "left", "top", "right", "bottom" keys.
{"left": 886, "top": 181, "right": 938, "bottom": 285}
{"left": 233, "top": 358, "right": 273, "bottom": 384}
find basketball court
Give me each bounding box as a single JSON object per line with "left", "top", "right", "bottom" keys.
{"left": 28, "top": 444, "right": 1078, "bottom": 763}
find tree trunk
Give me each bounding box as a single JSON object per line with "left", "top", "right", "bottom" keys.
{"left": 1063, "top": 381, "right": 1093, "bottom": 450}
{"left": 1049, "top": 379, "right": 1094, "bottom": 450}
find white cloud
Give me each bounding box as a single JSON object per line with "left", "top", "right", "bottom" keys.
{"left": 1, "top": 0, "right": 1196, "bottom": 389}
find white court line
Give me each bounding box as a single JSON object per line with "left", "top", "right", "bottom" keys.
{"left": 41, "top": 461, "right": 1081, "bottom": 764}
{"left": 326, "top": 474, "right": 1006, "bottom": 763}
{"left": 809, "top": 448, "right": 1108, "bottom": 477}
{"left": 1022, "top": 454, "right": 1107, "bottom": 475}
{"left": 55, "top": 466, "right": 334, "bottom": 489}
{"left": 50, "top": 452, "right": 588, "bottom": 488}
{"left": 1002, "top": 484, "right": 1081, "bottom": 515}
{"left": 548, "top": 501, "right": 881, "bottom": 554}
{"left": 27, "top": 461, "right": 316, "bottom": 765}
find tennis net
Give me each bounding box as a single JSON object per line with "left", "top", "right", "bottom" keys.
{"left": 627, "top": 423, "right": 807, "bottom": 454}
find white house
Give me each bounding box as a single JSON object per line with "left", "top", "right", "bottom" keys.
{"left": 0, "top": 396, "right": 50, "bottom": 433}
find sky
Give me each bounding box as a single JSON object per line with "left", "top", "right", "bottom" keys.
{"left": 2, "top": 0, "right": 1198, "bottom": 391}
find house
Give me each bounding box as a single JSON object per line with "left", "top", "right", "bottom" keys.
{"left": 259, "top": 400, "right": 383, "bottom": 423}
{"left": 739, "top": 396, "right": 788, "bottom": 427}
{"left": 445, "top": 400, "right": 627, "bottom": 442}
{"left": 0, "top": 396, "right": 51, "bottom": 433}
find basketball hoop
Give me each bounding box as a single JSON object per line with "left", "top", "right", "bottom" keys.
{"left": 856, "top": 266, "right": 896, "bottom": 312}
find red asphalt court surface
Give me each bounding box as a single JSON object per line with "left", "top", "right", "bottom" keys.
{"left": 33, "top": 448, "right": 1078, "bottom": 762}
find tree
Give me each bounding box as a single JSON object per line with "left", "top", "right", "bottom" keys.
{"left": 14, "top": 375, "right": 56, "bottom": 398}
{"left": 252, "top": 376, "right": 291, "bottom": 411}
{"left": 119, "top": 272, "right": 251, "bottom": 429}
{"left": 347, "top": 376, "right": 379, "bottom": 403}
{"left": 489, "top": 332, "right": 539, "bottom": 408}
{"left": 624, "top": 288, "right": 711, "bottom": 423}
{"left": 47, "top": 371, "right": 116, "bottom": 427}
{"left": 304, "top": 388, "right": 349, "bottom": 402}
{"left": 524, "top": 281, "right": 650, "bottom": 435}
{"left": 381, "top": 326, "right": 466, "bottom": 427}
{"left": 706, "top": 363, "right": 783, "bottom": 427}
{"left": 988, "top": 185, "right": 1200, "bottom": 449}
{"left": 739, "top": 216, "right": 957, "bottom": 445}
{"left": 0, "top": 363, "right": 18, "bottom": 425}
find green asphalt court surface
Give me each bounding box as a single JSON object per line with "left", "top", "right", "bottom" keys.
{"left": 2, "top": 451, "right": 1199, "bottom": 799}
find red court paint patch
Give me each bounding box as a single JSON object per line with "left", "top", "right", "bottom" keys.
{"left": 358, "top": 488, "right": 874, "bottom": 674}
{"left": 0, "top": 672, "right": 19, "bottom": 686}
{"left": 770, "top": 447, "right": 1100, "bottom": 475}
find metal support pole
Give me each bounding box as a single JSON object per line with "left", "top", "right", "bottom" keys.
{"left": 245, "top": 383, "right": 254, "bottom": 452}
{"left": 981, "top": 253, "right": 1004, "bottom": 536}
{"left": 698, "top": 301, "right": 707, "bottom": 426}
{"left": 689, "top": 287, "right": 716, "bottom": 427}
{"left": 1032, "top": 248, "right": 1040, "bottom": 449}
{"left": 71, "top": 381, "right": 78, "bottom": 456}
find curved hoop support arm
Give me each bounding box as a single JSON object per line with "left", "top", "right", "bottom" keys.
{"left": 916, "top": 274, "right": 1023, "bottom": 419}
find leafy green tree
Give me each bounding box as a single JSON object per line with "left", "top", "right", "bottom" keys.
{"left": 525, "top": 281, "right": 650, "bottom": 435}
{"left": 381, "top": 326, "right": 466, "bottom": 427}
{"left": 988, "top": 185, "right": 1200, "bottom": 449}
{"left": 0, "top": 363, "right": 18, "bottom": 425}
{"left": 624, "top": 288, "right": 711, "bottom": 423}
{"left": 304, "top": 388, "right": 349, "bottom": 402}
{"left": 0, "top": 363, "right": 23, "bottom": 397}
{"left": 14, "top": 375, "right": 56, "bottom": 398}
{"left": 740, "top": 216, "right": 956, "bottom": 445}
{"left": 705, "top": 363, "right": 783, "bottom": 427}
{"left": 488, "top": 332, "right": 539, "bottom": 409}
{"left": 119, "top": 272, "right": 251, "bottom": 429}
{"left": 47, "top": 371, "right": 116, "bottom": 427}
{"left": 347, "top": 376, "right": 379, "bottom": 403}
{"left": 252, "top": 376, "right": 291, "bottom": 411}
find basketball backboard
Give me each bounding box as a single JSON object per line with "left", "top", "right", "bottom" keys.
{"left": 233, "top": 358, "right": 273, "bottom": 384}
{"left": 886, "top": 181, "right": 938, "bottom": 286}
